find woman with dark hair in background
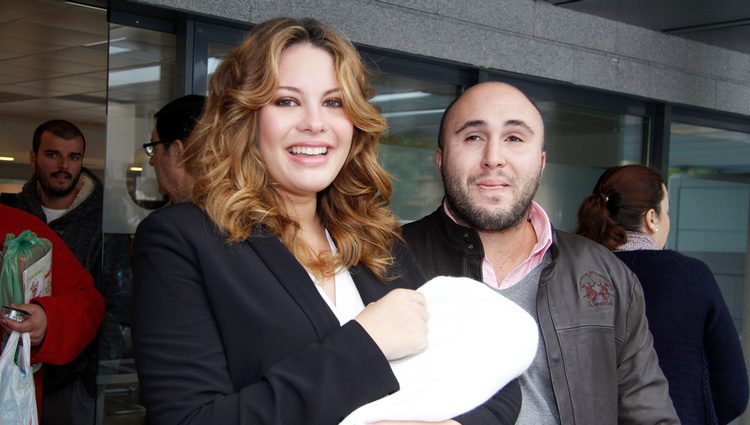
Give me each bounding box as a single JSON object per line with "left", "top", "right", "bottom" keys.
{"left": 576, "top": 164, "right": 748, "bottom": 425}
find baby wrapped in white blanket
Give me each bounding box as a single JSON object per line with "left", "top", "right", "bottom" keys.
{"left": 341, "top": 276, "right": 538, "bottom": 424}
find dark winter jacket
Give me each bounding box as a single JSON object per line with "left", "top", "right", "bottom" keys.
{"left": 616, "top": 249, "right": 749, "bottom": 425}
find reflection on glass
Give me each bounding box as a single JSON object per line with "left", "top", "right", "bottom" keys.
{"left": 534, "top": 102, "right": 643, "bottom": 231}
{"left": 125, "top": 165, "right": 169, "bottom": 210}
{"left": 99, "top": 22, "right": 178, "bottom": 425}
{"left": 103, "top": 24, "right": 177, "bottom": 233}
{"left": 204, "top": 42, "right": 236, "bottom": 93}
{"left": 667, "top": 123, "right": 750, "bottom": 252}
{"left": 667, "top": 122, "right": 750, "bottom": 338}
{"left": 371, "top": 73, "right": 458, "bottom": 222}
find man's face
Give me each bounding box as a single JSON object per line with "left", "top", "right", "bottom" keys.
{"left": 30, "top": 131, "right": 84, "bottom": 198}
{"left": 148, "top": 128, "right": 180, "bottom": 201}
{"left": 438, "top": 82, "right": 546, "bottom": 231}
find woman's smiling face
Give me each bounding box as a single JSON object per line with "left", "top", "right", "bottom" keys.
{"left": 257, "top": 43, "right": 354, "bottom": 202}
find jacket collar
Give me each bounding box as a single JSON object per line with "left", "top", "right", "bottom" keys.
{"left": 433, "top": 205, "right": 486, "bottom": 258}
{"left": 247, "top": 226, "right": 385, "bottom": 338}
{"left": 20, "top": 169, "right": 103, "bottom": 224}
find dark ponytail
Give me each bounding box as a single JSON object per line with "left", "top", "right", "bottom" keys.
{"left": 576, "top": 165, "right": 665, "bottom": 250}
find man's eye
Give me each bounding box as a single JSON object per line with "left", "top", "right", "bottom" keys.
{"left": 45, "top": 153, "right": 58, "bottom": 159}
{"left": 71, "top": 155, "right": 82, "bottom": 161}
{"left": 508, "top": 136, "right": 523, "bottom": 143}
{"left": 465, "top": 135, "right": 483, "bottom": 142}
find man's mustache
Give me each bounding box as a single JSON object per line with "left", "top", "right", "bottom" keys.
{"left": 50, "top": 171, "right": 72, "bottom": 180}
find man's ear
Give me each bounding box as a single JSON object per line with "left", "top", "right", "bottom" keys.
{"left": 29, "top": 150, "right": 36, "bottom": 168}
{"left": 172, "top": 139, "right": 186, "bottom": 158}
{"left": 643, "top": 208, "right": 659, "bottom": 234}
{"left": 435, "top": 148, "right": 443, "bottom": 174}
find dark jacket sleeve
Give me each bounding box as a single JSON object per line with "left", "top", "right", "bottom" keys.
{"left": 617, "top": 270, "right": 680, "bottom": 424}
{"left": 698, "top": 261, "right": 749, "bottom": 424}
{"left": 18, "top": 212, "right": 105, "bottom": 365}
{"left": 132, "top": 210, "right": 399, "bottom": 425}
{"left": 454, "top": 378, "right": 521, "bottom": 425}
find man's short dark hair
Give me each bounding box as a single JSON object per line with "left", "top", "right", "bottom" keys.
{"left": 154, "top": 95, "right": 207, "bottom": 149}
{"left": 32, "top": 119, "right": 86, "bottom": 153}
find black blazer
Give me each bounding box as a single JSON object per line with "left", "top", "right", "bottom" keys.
{"left": 133, "top": 203, "right": 519, "bottom": 425}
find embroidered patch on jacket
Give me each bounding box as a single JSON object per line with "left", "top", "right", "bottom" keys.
{"left": 579, "top": 271, "right": 614, "bottom": 308}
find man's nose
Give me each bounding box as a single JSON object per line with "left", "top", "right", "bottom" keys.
{"left": 482, "top": 140, "right": 506, "bottom": 168}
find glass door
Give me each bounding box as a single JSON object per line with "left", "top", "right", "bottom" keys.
{"left": 99, "top": 14, "right": 178, "bottom": 425}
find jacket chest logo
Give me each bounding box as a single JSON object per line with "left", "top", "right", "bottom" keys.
{"left": 579, "top": 271, "right": 614, "bottom": 308}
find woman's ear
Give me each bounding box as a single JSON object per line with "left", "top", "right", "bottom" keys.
{"left": 643, "top": 208, "right": 659, "bottom": 234}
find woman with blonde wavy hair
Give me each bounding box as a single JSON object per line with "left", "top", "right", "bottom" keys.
{"left": 132, "top": 17, "right": 519, "bottom": 425}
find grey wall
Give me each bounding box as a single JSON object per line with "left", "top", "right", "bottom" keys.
{"left": 130, "top": 0, "right": 750, "bottom": 116}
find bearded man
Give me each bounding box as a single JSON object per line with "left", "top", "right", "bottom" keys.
{"left": 3, "top": 119, "right": 103, "bottom": 425}
{"left": 402, "top": 82, "right": 679, "bottom": 425}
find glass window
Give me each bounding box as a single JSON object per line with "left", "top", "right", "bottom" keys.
{"left": 371, "top": 73, "right": 460, "bottom": 222}
{"left": 533, "top": 102, "right": 644, "bottom": 231}
{"left": 99, "top": 21, "right": 177, "bottom": 425}
{"left": 103, "top": 24, "right": 178, "bottom": 232}
{"left": 668, "top": 122, "right": 750, "bottom": 332}
{"left": 204, "top": 41, "right": 235, "bottom": 93}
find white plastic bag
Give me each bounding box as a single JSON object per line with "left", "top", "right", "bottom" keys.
{"left": 0, "top": 331, "right": 38, "bottom": 425}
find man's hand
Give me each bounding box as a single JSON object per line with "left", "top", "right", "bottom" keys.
{"left": 1, "top": 303, "right": 48, "bottom": 346}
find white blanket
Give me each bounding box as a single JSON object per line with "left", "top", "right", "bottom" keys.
{"left": 341, "top": 276, "right": 538, "bottom": 424}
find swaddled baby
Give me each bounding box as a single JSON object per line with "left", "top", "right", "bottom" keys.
{"left": 341, "top": 276, "right": 538, "bottom": 424}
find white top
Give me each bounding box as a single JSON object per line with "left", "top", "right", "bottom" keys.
{"left": 310, "top": 230, "right": 365, "bottom": 325}
{"left": 41, "top": 206, "right": 66, "bottom": 222}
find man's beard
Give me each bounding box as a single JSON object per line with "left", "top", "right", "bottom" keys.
{"left": 443, "top": 169, "right": 541, "bottom": 231}
{"left": 35, "top": 167, "right": 81, "bottom": 198}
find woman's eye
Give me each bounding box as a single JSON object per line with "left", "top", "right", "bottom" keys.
{"left": 323, "top": 98, "right": 343, "bottom": 108}
{"left": 275, "top": 98, "right": 298, "bottom": 107}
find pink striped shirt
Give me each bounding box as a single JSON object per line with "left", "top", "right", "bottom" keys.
{"left": 443, "top": 200, "right": 553, "bottom": 289}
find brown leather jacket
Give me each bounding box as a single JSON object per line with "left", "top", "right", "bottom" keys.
{"left": 402, "top": 206, "right": 680, "bottom": 425}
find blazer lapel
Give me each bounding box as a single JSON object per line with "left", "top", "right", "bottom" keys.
{"left": 350, "top": 264, "right": 390, "bottom": 305}
{"left": 247, "top": 228, "right": 340, "bottom": 339}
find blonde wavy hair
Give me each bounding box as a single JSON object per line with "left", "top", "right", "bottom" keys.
{"left": 183, "top": 17, "right": 400, "bottom": 281}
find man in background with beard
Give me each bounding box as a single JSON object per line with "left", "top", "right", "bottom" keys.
{"left": 3, "top": 119, "right": 102, "bottom": 425}
{"left": 402, "top": 82, "right": 679, "bottom": 424}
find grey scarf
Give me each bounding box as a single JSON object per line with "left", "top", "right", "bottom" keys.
{"left": 615, "top": 231, "right": 658, "bottom": 252}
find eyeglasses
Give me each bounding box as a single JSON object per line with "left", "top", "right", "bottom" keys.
{"left": 142, "top": 140, "right": 165, "bottom": 157}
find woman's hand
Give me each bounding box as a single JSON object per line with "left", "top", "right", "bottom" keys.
{"left": 355, "top": 288, "right": 428, "bottom": 361}
{"left": 1, "top": 303, "right": 48, "bottom": 346}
